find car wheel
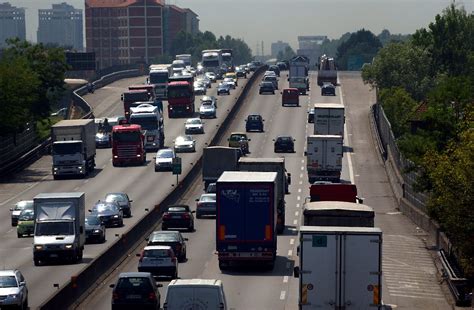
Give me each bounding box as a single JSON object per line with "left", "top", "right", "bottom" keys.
{"left": 219, "top": 261, "right": 228, "bottom": 271}
{"left": 162, "top": 225, "right": 167, "bottom": 231}
{"left": 17, "top": 232, "right": 22, "bottom": 238}
{"left": 101, "top": 234, "right": 106, "bottom": 243}
{"left": 272, "top": 91, "right": 275, "bottom": 94}
{"left": 120, "top": 219, "right": 124, "bottom": 227}
{"left": 188, "top": 222, "right": 194, "bottom": 232}
{"left": 196, "top": 213, "right": 202, "bottom": 219}
{"left": 34, "top": 259, "right": 41, "bottom": 266}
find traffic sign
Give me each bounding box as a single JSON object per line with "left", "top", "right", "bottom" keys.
{"left": 172, "top": 157, "right": 182, "bottom": 175}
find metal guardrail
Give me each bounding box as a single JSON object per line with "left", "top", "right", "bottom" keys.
{"left": 438, "top": 249, "right": 472, "bottom": 306}
{"left": 0, "top": 69, "right": 142, "bottom": 178}
{"left": 39, "top": 66, "right": 268, "bottom": 310}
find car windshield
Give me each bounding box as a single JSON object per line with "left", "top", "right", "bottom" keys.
{"left": 176, "top": 136, "right": 192, "bottom": 143}
{"left": 202, "top": 101, "right": 213, "bottom": 107}
{"left": 157, "top": 150, "right": 174, "bottom": 158}
{"left": 105, "top": 193, "right": 127, "bottom": 203}
{"left": 14, "top": 201, "right": 33, "bottom": 211}
{"left": 116, "top": 277, "right": 152, "bottom": 290}
{"left": 230, "top": 134, "right": 246, "bottom": 141}
{"left": 52, "top": 142, "right": 82, "bottom": 155}
{"left": 112, "top": 131, "right": 141, "bottom": 142}
{"left": 93, "top": 204, "right": 117, "bottom": 213}
{"left": 278, "top": 137, "right": 292, "bottom": 142}
{"left": 144, "top": 249, "right": 171, "bottom": 258}
{"left": 248, "top": 115, "right": 261, "bottom": 121}
{"left": 85, "top": 216, "right": 101, "bottom": 225}
{"left": 150, "top": 232, "right": 179, "bottom": 242}
{"left": 262, "top": 82, "right": 273, "bottom": 87}
{"left": 200, "top": 195, "right": 216, "bottom": 202}
{"left": 167, "top": 207, "right": 187, "bottom": 213}
{"left": 0, "top": 276, "right": 17, "bottom": 288}
{"left": 129, "top": 115, "right": 158, "bottom": 131}
{"left": 19, "top": 210, "right": 34, "bottom": 220}
{"left": 186, "top": 119, "right": 201, "bottom": 125}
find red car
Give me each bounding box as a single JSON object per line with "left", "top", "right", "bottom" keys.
{"left": 281, "top": 88, "right": 299, "bottom": 106}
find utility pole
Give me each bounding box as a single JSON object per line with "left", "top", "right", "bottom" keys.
{"left": 261, "top": 40, "right": 264, "bottom": 58}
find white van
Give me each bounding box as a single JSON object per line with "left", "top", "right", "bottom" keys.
{"left": 164, "top": 279, "right": 227, "bottom": 310}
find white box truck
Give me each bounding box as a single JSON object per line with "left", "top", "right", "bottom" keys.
{"left": 313, "top": 103, "right": 345, "bottom": 136}
{"left": 51, "top": 119, "right": 96, "bottom": 179}
{"left": 306, "top": 135, "right": 343, "bottom": 183}
{"left": 202, "top": 146, "right": 240, "bottom": 188}
{"left": 33, "top": 192, "right": 86, "bottom": 266}
{"left": 294, "top": 226, "right": 382, "bottom": 309}
{"left": 238, "top": 157, "right": 291, "bottom": 234}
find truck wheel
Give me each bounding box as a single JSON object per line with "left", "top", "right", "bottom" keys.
{"left": 17, "top": 232, "right": 22, "bottom": 238}
{"left": 266, "top": 261, "right": 275, "bottom": 271}
{"left": 218, "top": 261, "right": 228, "bottom": 271}
{"left": 53, "top": 175, "right": 59, "bottom": 180}
{"left": 34, "top": 259, "right": 40, "bottom": 266}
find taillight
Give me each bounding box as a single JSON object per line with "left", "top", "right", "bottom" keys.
{"left": 112, "top": 293, "right": 119, "bottom": 300}
{"left": 138, "top": 250, "right": 144, "bottom": 262}
{"left": 182, "top": 213, "right": 190, "bottom": 219}
{"left": 148, "top": 292, "right": 157, "bottom": 300}
{"left": 171, "top": 256, "right": 177, "bottom": 263}
{"left": 163, "top": 213, "right": 171, "bottom": 219}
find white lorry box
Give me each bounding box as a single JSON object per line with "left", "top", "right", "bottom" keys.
{"left": 295, "top": 226, "right": 382, "bottom": 309}
{"left": 313, "top": 103, "right": 345, "bottom": 136}
{"left": 303, "top": 201, "right": 374, "bottom": 227}
{"left": 164, "top": 279, "right": 227, "bottom": 310}
{"left": 306, "top": 135, "right": 343, "bottom": 183}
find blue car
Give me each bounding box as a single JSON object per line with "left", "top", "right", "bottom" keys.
{"left": 89, "top": 201, "right": 123, "bottom": 227}
{"left": 217, "top": 82, "right": 231, "bottom": 95}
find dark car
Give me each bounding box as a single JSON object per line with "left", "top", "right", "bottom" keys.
{"left": 268, "top": 65, "right": 281, "bottom": 77}
{"left": 276, "top": 62, "right": 287, "bottom": 70}
{"left": 110, "top": 272, "right": 162, "bottom": 310}
{"left": 146, "top": 230, "right": 188, "bottom": 262}
{"left": 274, "top": 136, "right": 296, "bottom": 153}
{"left": 162, "top": 205, "right": 195, "bottom": 231}
{"left": 89, "top": 201, "right": 123, "bottom": 227}
{"left": 105, "top": 192, "right": 132, "bottom": 218}
{"left": 85, "top": 215, "right": 106, "bottom": 243}
{"left": 195, "top": 193, "right": 217, "bottom": 218}
{"left": 321, "top": 82, "right": 336, "bottom": 96}
{"left": 307, "top": 108, "right": 315, "bottom": 123}
{"left": 206, "top": 182, "right": 216, "bottom": 193}
{"left": 259, "top": 81, "right": 275, "bottom": 94}
{"left": 235, "top": 67, "right": 247, "bottom": 78}
{"left": 245, "top": 114, "right": 264, "bottom": 132}
{"left": 217, "top": 82, "right": 231, "bottom": 95}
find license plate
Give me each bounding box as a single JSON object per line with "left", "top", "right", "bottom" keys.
{"left": 126, "top": 294, "right": 141, "bottom": 299}
{"left": 172, "top": 216, "right": 181, "bottom": 219}
{"left": 50, "top": 254, "right": 58, "bottom": 258}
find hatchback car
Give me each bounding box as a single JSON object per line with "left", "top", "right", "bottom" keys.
{"left": 146, "top": 231, "right": 188, "bottom": 262}
{"left": 85, "top": 215, "right": 106, "bottom": 243}
{"left": 174, "top": 135, "right": 196, "bottom": 153}
{"left": 137, "top": 246, "right": 178, "bottom": 279}
{"left": 10, "top": 200, "right": 33, "bottom": 226}
{"left": 228, "top": 132, "right": 250, "bottom": 154}
{"left": 110, "top": 272, "right": 162, "bottom": 310}
{"left": 274, "top": 136, "right": 296, "bottom": 153}
{"left": 235, "top": 67, "right": 247, "bottom": 78}
{"left": 164, "top": 279, "right": 227, "bottom": 310}
{"left": 17, "top": 209, "right": 35, "bottom": 238}
{"left": 259, "top": 81, "right": 275, "bottom": 94}
{"left": 263, "top": 75, "right": 278, "bottom": 89}
{"left": 105, "top": 192, "right": 133, "bottom": 218}
{"left": 0, "top": 270, "right": 28, "bottom": 310}
{"left": 268, "top": 65, "right": 281, "bottom": 76}
{"left": 217, "top": 82, "right": 231, "bottom": 95}
{"left": 321, "top": 82, "right": 336, "bottom": 96}
{"left": 162, "top": 205, "right": 195, "bottom": 231}
{"left": 199, "top": 101, "right": 217, "bottom": 119}
{"left": 193, "top": 81, "right": 207, "bottom": 96}
{"left": 184, "top": 118, "right": 204, "bottom": 134}
{"left": 196, "top": 193, "right": 217, "bottom": 218}
{"left": 89, "top": 201, "right": 123, "bottom": 227}
{"left": 245, "top": 114, "right": 264, "bottom": 132}
{"left": 154, "top": 148, "right": 175, "bottom": 171}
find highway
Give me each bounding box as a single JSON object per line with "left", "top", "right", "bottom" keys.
{"left": 0, "top": 73, "right": 254, "bottom": 309}
{"left": 74, "top": 72, "right": 451, "bottom": 310}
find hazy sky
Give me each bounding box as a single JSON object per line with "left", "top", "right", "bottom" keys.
{"left": 7, "top": 0, "right": 474, "bottom": 54}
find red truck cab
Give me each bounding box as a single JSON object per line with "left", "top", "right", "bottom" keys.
{"left": 111, "top": 124, "right": 146, "bottom": 166}
{"left": 121, "top": 90, "right": 151, "bottom": 119}
{"left": 308, "top": 182, "right": 363, "bottom": 203}
{"left": 167, "top": 79, "right": 195, "bottom": 118}
{"left": 281, "top": 88, "right": 299, "bottom": 106}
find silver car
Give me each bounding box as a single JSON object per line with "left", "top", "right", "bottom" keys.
{"left": 223, "top": 77, "right": 236, "bottom": 89}
{"left": 185, "top": 118, "right": 204, "bottom": 134}
{"left": 205, "top": 72, "right": 217, "bottom": 82}
{"left": 199, "top": 101, "right": 217, "bottom": 119}
{"left": 174, "top": 135, "right": 196, "bottom": 153}
{"left": 10, "top": 200, "right": 33, "bottom": 226}
{"left": 154, "top": 148, "right": 176, "bottom": 171}
{"left": 195, "top": 193, "right": 217, "bottom": 218}
{"left": 0, "top": 269, "right": 28, "bottom": 309}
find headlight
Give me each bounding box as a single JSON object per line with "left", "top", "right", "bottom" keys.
{"left": 65, "top": 244, "right": 73, "bottom": 249}
{"left": 94, "top": 229, "right": 101, "bottom": 233}
{"left": 8, "top": 294, "right": 19, "bottom": 299}
{"left": 35, "top": 245, "right": 44, "bottom": 250}
{"left": 53, "top": 168, "right": 58, "bottom": 171}
{"left": 113, "top": 215, "right": 119, "bottom": 218}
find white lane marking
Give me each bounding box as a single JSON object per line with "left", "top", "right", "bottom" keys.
{"left": 301, "top": 159, "right": 305, "bottom": 163}
{"left": 299, "top": 181, "right": 302, "bottom": 185}
{"left": 297, "top": 196, "right": 301, "bottom": 201}
{"left": 74, "top": 186, "right": 80, "bottom": 191}
{"left": 293, "top": 219, "right": 298, "bottom": 225}
{"left": 280, "top": 291, "right": 286, "bottom": 300}
{"left": 296, "top": 203, "right": 300, "bottom": 208}
{"left": 0, "top": 174, "right": 50, "bottom": 206}
{"left": 283, "top": 276, "right": 289, "bottom": 283}
{"left": 340, "top": 84, "right": 355, "bottom": 184}
{"left": 290, "top": 238, "right": 295, "bottom": 245}
{"left": 299, "top": 173, "right": 303, "bottom": 178}
{"left": 288, "top": 250, "right": 293, "bottom": 257}
{"left": 298, "top": 188, "right": 301, "bottom": 193}
{"left": 295, "top": 211, "right": 299, "bottom": 217}
{"left": 300, "top": 166, "right": 304, "bottom": 171}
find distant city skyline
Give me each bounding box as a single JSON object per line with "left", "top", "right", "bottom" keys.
{"left": 5, "top": 0, "right": 474, "bottom": 55}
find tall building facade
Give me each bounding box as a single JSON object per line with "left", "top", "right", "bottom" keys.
{"left": 163, "top": 5, "right": 199, "bottom": 54}
{"left": 37, "top": 3, "right": 83, "bottom": 50}
{"left": 0, "top": 2, "right": 26, "bottom": 48}
{"left": 85, "top": 0, "right": 163, "bottom": 69}
{"left": 297, "top": 35, "right": 327, "bottom": 67}
{"left": 271, "top": 40, "right": 290, "bottom": 58}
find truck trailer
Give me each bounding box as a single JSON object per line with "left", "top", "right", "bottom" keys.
{"left": 51, "top": 119, "right": 96, "bottom": 180}
{"left": 306, "top": 135, "right": 343, "bottom": 183}
{"left": 238, "top": 157, "right": 291, "bottom": 234}
{"left": 33, "top": 192, "right": 86, "bottom": 265}
{"left": 303, "top": 201, "right": 375, "bottom": 227}
{"left": 216, "top": 171, "right": 278, "bottom": 270}
{"left": 313, "top": 103, "right": 345, "bottom": 136}
{"left": 202, "top": 146, "right": 241, "bottom": 188}
{"left": 294, "top": 226, "right": 382, "bottom": 309}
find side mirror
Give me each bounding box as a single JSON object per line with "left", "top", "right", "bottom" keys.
{"left": 157, "top": 283, "right": 163, "bottom": 287}
{"left": 135, "top": 253, "right": 141, "bottom": 257}
{"left": 184, "top": 238, "right": 189, "bottom": 241}
{"left": 263, "top": 119, "right": 265, "bottom": 122}
{"left": 304, "top": 196, "right": 311, "bottom": 204}
{"left": 280, "top": 92, "right": 282, "bottom": 95}
{"left": 195, "top": 198, "right": 199, "bottom": 202}
{"left": 191, "top": 210, "right": 196, "bottom": 213}
{"left": 293, "top": 139, "right": 296, "bottom": 141}
{"left": 248, "top": 139, "right": 251, "bottom": 141}
{"left": 19, "top": 281, "right": 26, "bottom": 287}
{"left": 293, "top": 266, "right": 300, "bottom": 278}
{"left": 110, "top": 284, "right": 115, "bottom": 288}
{"left": 9, "top": 208, "right": 13, "bottom": 211}
{"left": 272, "top": 139, "right": 275, "bottom": 142}
{"left": 129, "top": 200, "right": 133, "bottom": 203}
{"left": 304, "top": 151, "right": 307, "bottom": 156}
{"left": 356, "top": 196, "right": 364, "bottom": 204}
{"left": 88, "top": 210, "right": 92, "bottom": 213}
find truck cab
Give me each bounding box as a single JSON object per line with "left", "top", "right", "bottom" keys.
{"left": 167, "top": 76, "right": 195, "bottom": 118}
{"left": 129, "top": 103, "right": 165, "bottom": 150}
{"left": 112, "top": 124, "right": 146, "bottom": 166}
{"left": 121, "top": 90, "right": 152, "bottom": 119}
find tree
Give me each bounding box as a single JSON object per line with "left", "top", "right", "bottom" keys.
{"left": 336, "top": 29, "right": 382, "bottom": 70}
{"left": 276, "top": 46, "right": 296, "bottom": 61}
{"left": 0, "top": 55, "right": 40, "bottom": 135}
{"left": 378, "top": 87, "right": 418, "bottom": 138}
{"left": 361, "top": 41, "right": 433, "bottom": 100}
{"left": 4, "top": 38, "right": 69, "bottom": 120}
